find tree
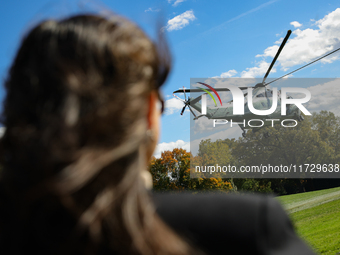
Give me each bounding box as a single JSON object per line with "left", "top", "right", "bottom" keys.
{"left": 232, "top": 112, "right": 339, "bottom": 194}
{"left": 149, "top": 148, "right": 233, "bottom": 193}
{"left": 149, "top": 111, "right": 340, "bottom": 195}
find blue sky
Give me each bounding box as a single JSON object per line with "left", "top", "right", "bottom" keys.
{"left": 1, "top": 0, "right": 340, "bottom": 157}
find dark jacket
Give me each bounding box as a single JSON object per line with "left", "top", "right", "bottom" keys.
{"left": 0, "top": 185, "right": 316, "bottom": 255}
{"left": 153, "top": 192, "right": 316, "bottom": 255}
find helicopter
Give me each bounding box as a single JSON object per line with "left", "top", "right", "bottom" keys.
{"left": 173, "top": 30, "right": 340, "bottom": 137}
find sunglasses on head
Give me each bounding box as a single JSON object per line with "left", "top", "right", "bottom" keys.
{"left": 155, "top": 54, "right": 171, "bottom": 115}
{"left": 156, "top": 91, "right": 165, "bottom": 115}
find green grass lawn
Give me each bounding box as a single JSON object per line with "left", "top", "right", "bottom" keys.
{"left": 276, "top": 187, "right": 340, "bottom": 255}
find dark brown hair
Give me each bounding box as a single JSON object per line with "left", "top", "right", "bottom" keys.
{"left": 0, "top": 14, "right": 193, "bottom": 255}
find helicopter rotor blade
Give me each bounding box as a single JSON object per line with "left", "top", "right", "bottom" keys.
{"left": 180, "top": 105, "right": 186, "bottom": 115}
{"left": 173, "top": 91, "right": 198, "bottom": 118}
{"left": 262, "top": 30, "right": 292, "bottom": 85}
{"left": 188, "top": 105, "right": 197, "bottom": 118}
{"left": 183, "top": 86, "right": 187, "bottom": 100}
{"left": 266, "top": 45, "right": 340, "bottom": 86}
{"left": 173, "top": 87, "right": 253, "bottom": 94}
{"left": 173, "top": 93, "right": 186, "bottom": 103}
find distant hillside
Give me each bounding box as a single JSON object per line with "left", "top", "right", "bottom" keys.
{"left": 277, "top": 187, "right": 340, "bottom": 255}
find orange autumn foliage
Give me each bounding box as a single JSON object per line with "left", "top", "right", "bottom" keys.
{"left": 149, "top": 148, "right": 233, "bottom": 193}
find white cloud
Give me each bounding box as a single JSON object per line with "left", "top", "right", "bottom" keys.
{"left": 259, "top": 8, "right": 340, "bottom": 70}
{"left": 165, "top": 10, "right": 196, "bottom": 31}
{"left": 241, "top": 60, "right": 275, "bottom": 78}
{"left": 145, "top": 7, "right": 160, "bottom": 12}
{"left": 154, "top": 140, "right": 190, "bottom": 158}
{"left": 290, "top": 21, "right": 302, "bottom": 28}
{"left": 165, "top": 97, "right": 185, "bottom": 115}
{"left": 222, "top": 8, "right": 340, "bottom": 78}
{"left": 168, "top": 0, "right": 187, "bottom": 6}
{"left": 220, "top": 69, "right": 237, "bottom": 78}
{"left": 256, "top": 44, "right": 279, "bottom": 58}
{"left": 193, "top": 117, "right": 216, "bottom": 134}
{"left": 305, "top": 79, "right": 340, "bottom": 115}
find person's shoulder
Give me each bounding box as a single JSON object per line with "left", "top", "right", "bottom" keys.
{"left": 152, "top": 192, "right": 279, "bottom": 238}
{"left": 152, "top": 192, "right": 266, "bottom": 232}
{"left": 152, "top": 192, "right": 316, "bottom": 255}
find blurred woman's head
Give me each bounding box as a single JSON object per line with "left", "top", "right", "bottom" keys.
{"left": 0, "top": 14, "right": 192, "bottom": 255}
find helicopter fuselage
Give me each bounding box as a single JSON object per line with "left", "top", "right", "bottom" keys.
{"left": 189, "top": 87, "right": 303, "bottom": 131}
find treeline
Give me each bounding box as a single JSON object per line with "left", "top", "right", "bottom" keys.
{"left": 149, "top": 111, "right": 340, "bottom": 195}
{"left": 149, "top": 148, "right": 233, "bottom": 193}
